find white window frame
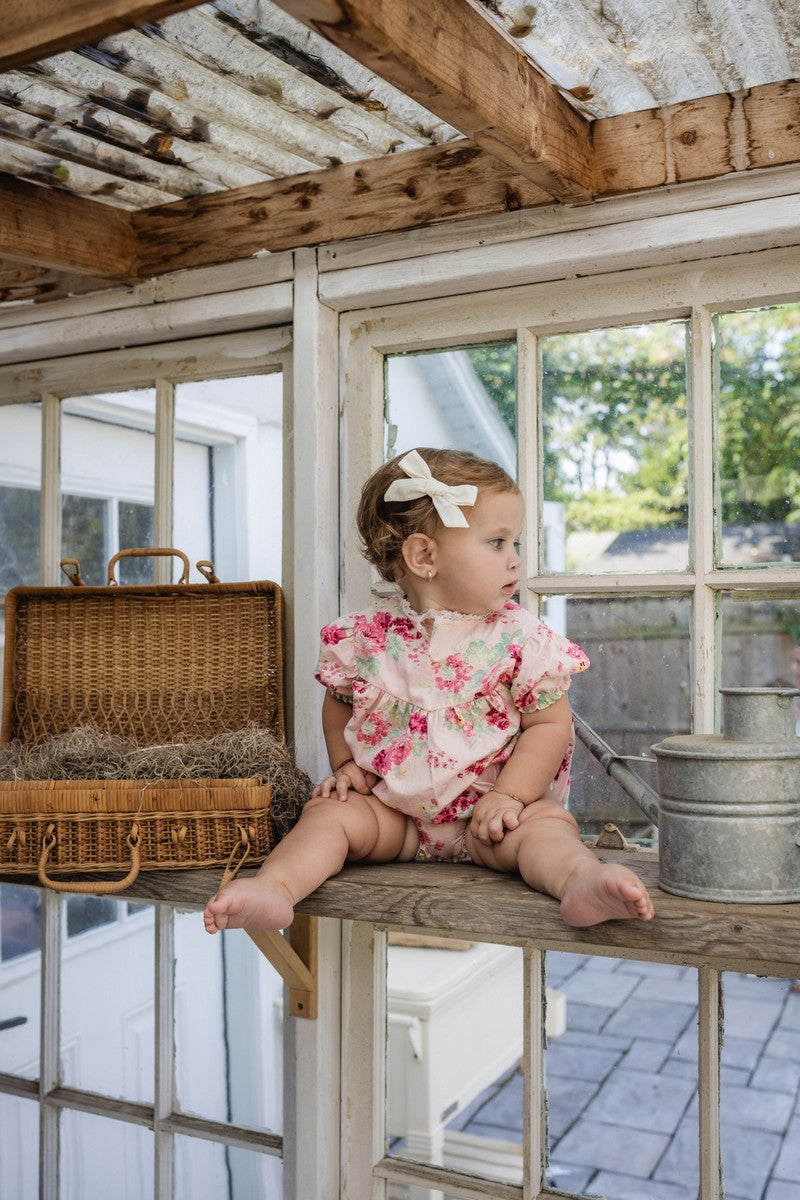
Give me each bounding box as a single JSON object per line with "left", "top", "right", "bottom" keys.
{"left": 0, "top": 329, "right": 296, "bottom": 1199}
{"left": 336, "top": 245, "right": 800, "bottom": 1200}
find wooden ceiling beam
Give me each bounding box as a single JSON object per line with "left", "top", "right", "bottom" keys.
{"left": 0, "top": 0, "right": 201, "bottom": 72}
{"left": 593, "top": 80, "right": 800, "bottom": 194}
{"left": 132, "top": 140, "right": 551, "bottom": 277}
{"left": 0, "top": 174, "right": 137, "bottom": 279}
{"left": 269, "top": 0, "right": 593, "bottom": 204}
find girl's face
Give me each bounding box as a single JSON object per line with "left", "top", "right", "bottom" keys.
{"left": 425, "top": 489, "right": 524, "bottom": 615}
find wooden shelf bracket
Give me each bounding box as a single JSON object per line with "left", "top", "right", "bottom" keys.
{"left": 247, "top": 915, "right": 318, "bottom": 1019}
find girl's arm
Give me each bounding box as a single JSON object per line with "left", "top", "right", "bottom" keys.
{"left": 314, "top": 690, "right": 378, "bottom": 801}
{"left": 470, "top": 694, "right": 573, "bottom": 844}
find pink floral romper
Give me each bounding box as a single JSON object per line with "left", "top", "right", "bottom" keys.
{"left": 315, "top": 593, "right": 590, "bottom": 862}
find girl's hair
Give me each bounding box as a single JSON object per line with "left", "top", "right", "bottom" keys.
{"left": 357, "top": 447, "right": 519, "bottom": 581}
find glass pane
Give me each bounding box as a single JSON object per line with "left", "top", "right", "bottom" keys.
{"left": 60, "top": 1109, "right": 152, "bottom": 1200}
{"left": 553, "top": 594, "right": 691, "bottom": 836}
{"left": 61, "top": 495, "right": 107, "bottom": 585}
{"left": 0, "top": 483, "right": 40, "bottom": 591}
{"left": 717, "top": 305, "right": 800, "bottom": 567}
{"left": 547, "top": 953, "right": 699, "bottom": 1199}
{"left": 174, "top": 373, "right": 284, "bottom": 584}
{"left": 720, "top": 592, "right": 800, "bottom": 696}
{"left": 1, "top": 883, "right": 41, "bottom": 961}
{"left": 720, "top": 972, "right": 799, "bottom": 1200}
{"left": 60, "top": 900, "right": 155, "bottom": 1103}
{"left": 61, "top": 389, "right": 156, "bottom": 584}
{"left": 0, "top": 1094, "right": 38, "bottom": 1198}
{"left": 0, "top": 403, "right": 42, "bottom": 691}
{"left": 175, "top": 1134, "right": 282, "bottom": 1200}
{"left": 385, "top": 343, "right": 517, "bottom": 478}
{"left": 541, "top": 322, "right": 689, "bottom": 574}
{"left": 174, "top": 913, "right": 283, "bottom": 1133}
{"left": 65, "top": 896, "right": 117, "bottom": 939}
{"left": 0, "top": 886, "right": 40, "bottom": 1080}
{"left": 386, "top": 937, "right": 523, "bottom": 1189}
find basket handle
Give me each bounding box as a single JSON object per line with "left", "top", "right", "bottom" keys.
{"left": 37, "top": 824, "right": 142, "bottom": 894}
{"left": 60, "top": 558, "right": 85, "bottom": 586}
{"left": 196, "top": 559, "right": 221, "bottom": 584}
{"left": 106, "top": 548, "right": 191, "bottom": 586}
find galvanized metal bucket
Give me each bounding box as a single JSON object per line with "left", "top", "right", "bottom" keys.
{"left": 653, "top": 688, "right": 800, "bottom": 903}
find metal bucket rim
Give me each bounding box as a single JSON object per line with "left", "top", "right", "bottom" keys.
{"left": 719, "top": 686, "right": 800, "bottom": 697}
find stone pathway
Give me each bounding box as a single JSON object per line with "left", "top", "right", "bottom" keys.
{"left": 449, "top": 953, "right": 800, "bottom": 1200}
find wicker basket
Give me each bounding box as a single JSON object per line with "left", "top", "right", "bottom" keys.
{"left": 0, "top": 549, "right": 287, "bottom": 893}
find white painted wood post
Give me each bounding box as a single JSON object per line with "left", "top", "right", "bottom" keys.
{"left": 282, "top": 246, "right": 343, "bottom": 1200}
{"left": 341, "top": 921, "right": 386, "bottom": 1200}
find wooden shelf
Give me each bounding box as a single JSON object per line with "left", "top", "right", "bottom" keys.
{"left": 4, "top": 846, "right": 799, "bottom": 978}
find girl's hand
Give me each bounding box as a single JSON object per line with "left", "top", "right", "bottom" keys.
{"left": 312, "top": 759, "right": 378, "bottom": 802}
{"left": 469, "top": 790, "right": 525, "bottom": 844}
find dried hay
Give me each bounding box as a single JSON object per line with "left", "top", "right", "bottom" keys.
{"left": 0, "top": 725, "right": 311, "bottom": 839}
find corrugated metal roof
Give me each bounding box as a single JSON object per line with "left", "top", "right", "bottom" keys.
{"left": 2, "top": 0, "right": 800, "bottom": 307}
{"left": 477, "top": 0, "right": 800, "bottom": 119}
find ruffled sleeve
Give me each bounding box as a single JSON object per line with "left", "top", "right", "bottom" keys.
{"left": 510, "top": 622, "right": 589, "bottom": 713}
{"left": 314, "top": 616, "right": 357, "bottom": 698}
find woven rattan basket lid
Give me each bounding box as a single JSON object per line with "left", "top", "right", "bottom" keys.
{"left": 2, "top": 578, "right": 285, "bottom": 746}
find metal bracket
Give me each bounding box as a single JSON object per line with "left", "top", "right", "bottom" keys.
{"left": 247, "top": 915, "right": 318, "bottom": 1019}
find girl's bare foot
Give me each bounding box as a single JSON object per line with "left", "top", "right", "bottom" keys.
{"left": 560, "top": 862, "right": 654, "bottom": 927}
{"left": 203, "top": 877, "right": 295, "bottom": 933}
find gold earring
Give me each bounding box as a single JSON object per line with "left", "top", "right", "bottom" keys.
{"left": 427, "top": 570, "right": 433, "bottom": 582}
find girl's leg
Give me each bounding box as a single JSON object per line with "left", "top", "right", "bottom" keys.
{"left": 467, "top": 799, "right": 653, "bottom": 926}
{"left": 204, "top": 792, "right": 417, "bottom": 933}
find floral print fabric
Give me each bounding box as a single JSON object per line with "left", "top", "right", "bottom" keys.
{"left": 315, "top": 593, "right": 590, "bottom": 828}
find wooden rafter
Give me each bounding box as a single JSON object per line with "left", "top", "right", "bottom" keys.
{"left": 593, "top": 79, "right": 800, "bottom": 194}
{"left": 4, "top": 76, "right": 800, "bottom": 284}
{"left": 0, "top": 0, "right": 201, "bottom": 72}
{"left": 269, "top": 0, "right": 594, "bottom": 204}
{"left": 0, "top": 174, "right": 136, "bottom": 279}
{"left": 132, "top": 140, "right": 550, "bottom": 277}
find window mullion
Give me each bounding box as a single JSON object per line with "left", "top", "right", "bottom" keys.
{"left": 341, "top": 920, "right": 386, "bottom": 1200}
{"left": 697, "top": 967, "right": 723, "bottom": 1200}
{"left": 154, "top": 905, "right": 175, "bottom": 1200}
{"left": 39, "top": 890, "right": 61, "bottom": 1200}
{"left": 522, "top": 946, "right": 546, "bottom": 1200}
{"left": 517, "top": 329, "right": 539, "bottom": 607}
{"left": 40, "top": 393, "right": 61, "bottom": 586}
{"left": 690, "top": 306, "right": 719, "bottom": 733}
{"left": 154, "top": 378, "right": 175, "bottom": 582}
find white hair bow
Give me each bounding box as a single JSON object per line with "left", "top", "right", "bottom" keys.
{"left": 382, "top": 450, "right": 477, "bottom": 528}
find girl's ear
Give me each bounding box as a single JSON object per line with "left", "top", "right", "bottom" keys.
{"left": 401, "top": 533, "right": 435, "bottom": 579}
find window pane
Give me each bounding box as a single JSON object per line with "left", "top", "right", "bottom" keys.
{"left": 61, "top": 495, "right": 107, "bottom": 585}
{"left": 720, "top": 592, "right": 800, "bottom": 694}
{"left": 0, "top": 886, "right": 40, "bottom": 1081}
{"left": 61, "top": 389, "right": 156, "bottom": 584}
{"left": 547, "top": 953, "right": 699, "bottom": 1199}
{"left": 0, "top": 1094, "right": 38, "bottom": 1198}
{"left": 175, "top": 1134, "right": 282, "bottom": 1200}
{"left": 541, "top": 322, "right": 689, "bottom": 574}
{"left": 386, "top": 938, "right": 523, "bottom": 1189}
{"left": 65, "top": 896, "right": 117, "bottom": 939}
{"left": 174, "top": 373, "right": 283, "bottom": 583}
{"left": 60, "top": 900, "right": 155, "bottom": 1103}
{"left": 60, "top": 1109, "right": 152, "bottom": 1200}
{"left": 385, "top": 343, "right": 517, "bottom": 477}
{"left": 720, "top": 972, "right": 798, "bottom": 1199}
{"left": 717, "top": 305, "right": 800, "bottom": 567}
{"left": 0, "top": 483, "right": 40, "bottom": 592}
{"left": 174, "top": 913, "right": 283, "bottom": 1134}
{"left": 553, "top": 594, "right": 691, "bottom": 835}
